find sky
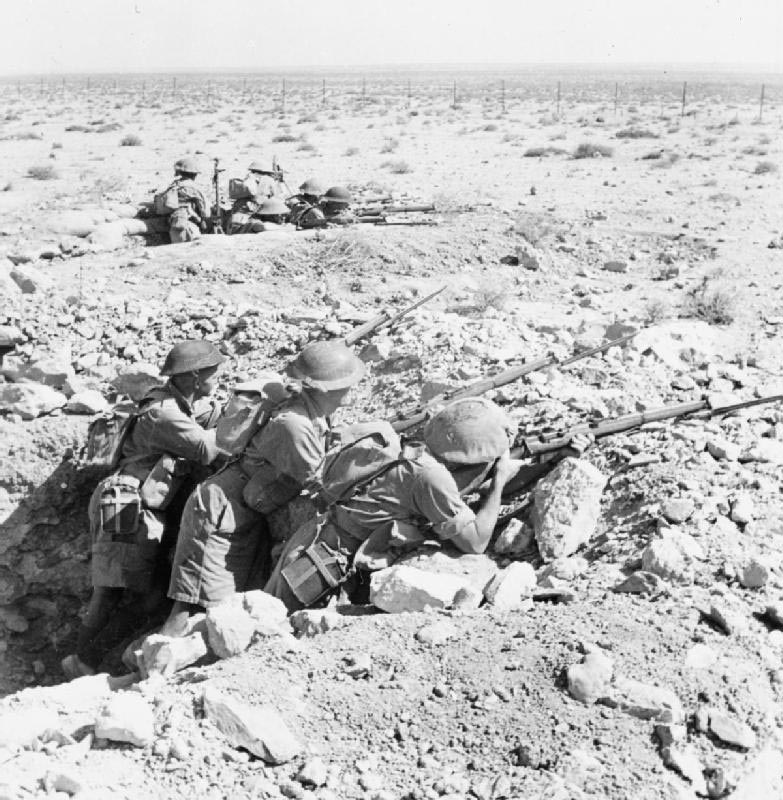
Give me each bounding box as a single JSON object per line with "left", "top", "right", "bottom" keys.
{"left": 0, "top": 0, "right": 781, "bottom": 75}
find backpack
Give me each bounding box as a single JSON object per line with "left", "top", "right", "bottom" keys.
{"left": 153, "top": 182, "right": 181, "bottom": 215}
{"left": 215, "top": 374, "right": 289, "bottom": 456}
{"left": 228, "top": 178, "right": 251, "bottom": 200}
{"left": 84, "top": 400, "right": 139, "bottom": 470}
{"left": 315, "top": 420, "right": 402, "bottom": 509}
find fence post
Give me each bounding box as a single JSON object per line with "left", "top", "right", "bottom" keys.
{"left": 681, "top": 81, "right": 687, "bottom": 118}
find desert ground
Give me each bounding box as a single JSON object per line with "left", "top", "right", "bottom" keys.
{"left": 1, "top": 67, "right": 783, "bottom": 799}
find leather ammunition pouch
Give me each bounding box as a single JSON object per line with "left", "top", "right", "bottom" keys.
{"left": 98, "top": 474, "right": 142, "bottom": 542}
{"left": 280, "top": 540, "right": 348, "bottom": 607}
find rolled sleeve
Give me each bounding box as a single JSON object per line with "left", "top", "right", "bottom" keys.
{"left": 256, "top": 412, "right": 324, "bottom": 485}
{"left": 150, "top": 411, "right": 220, "bottom": 466}
{"left": 411, "top": 462, "right": 477, "bottom": 541}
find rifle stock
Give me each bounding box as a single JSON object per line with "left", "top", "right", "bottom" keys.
{"left": 391, "top": 331, "right": 639, "bottom": 433}
{"left": 344, "top": 286, "right": 445, "bottom": 346}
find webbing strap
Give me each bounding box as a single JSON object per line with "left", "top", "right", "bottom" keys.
{"left": 304, "top": 543, "right": 340, "bottom": 588}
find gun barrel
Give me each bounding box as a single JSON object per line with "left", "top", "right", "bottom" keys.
{"left": 357, "top": 204, "right": 435, "bottom": 216}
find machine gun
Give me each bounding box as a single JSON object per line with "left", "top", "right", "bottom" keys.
{"left": 344, "top": 286, "right": 445, "bottom": 346}
{"left": 211, "top": 157, "right": 225, "bottom": 234}
{"left": 355, "top": 203, "right": 437, "bottom": 226}
{"left": 391, "top": 331, "right": 639, "bottom": 433}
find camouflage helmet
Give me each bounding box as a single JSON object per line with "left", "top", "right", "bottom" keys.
{"left": 175, "top": 157, "right": 200, "bottom": 175}
{"left": 299, "top": 177, "right": 325, "bottom": 196}
{"left": 285, "top": 341, "right": 366, "bottom": 391}
{"left": 424, "top": 397, "right": 513, "bottom": 465}
{"left": 160, "top": 340, "right": 225, "bottom": 376}
{"left": 247, "top": 161, "right": 268, "bottom": 173}
{"left": 258, "top": 196, "right": 290, "bottom": 217}
{"left": 323, "top": 186, "right": 352, "bottom": 204}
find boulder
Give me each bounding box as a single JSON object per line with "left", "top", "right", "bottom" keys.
{"left": 707, "top": 438, "right": 741, "bottom": 461}
{"left": 0, "top": 707, "right": 59, "bottom": 748}
{"left": 370, "top": 565, "right": 474, "bottom": 613}
{"left": 1, "top": 352, "right": 74, "bottom": 389}
{"left": 0, "top": 261, "right": 22, "bottom": 298}
{"left": 567, "top": 651, "right": 614, "bottom": 705}
{"left": 661, "top": 744, "right": 707, "bottom": 795}
{"left": 415, "top": 620, "right": 458, "bottom": 646}
{"left": 10, "top": 264, "right": 50, "bottom": 294}
{"left": 612, "top": 571, "right": 667, "bottom": 595}
{"left": 139, "top": 631, "right": 209, "bottom": 678}
{"left": 661, "top": 499, "right": 695, "bottom": 524}
{"left": 206, "top": 602, "right": 255, "bottom": 659}
{"left": 641, "top": 529, "right": 703, "bottom": 585}
{"left": 739, "top": 557, "right": 770, "bottom": 589}
{"left": 112, "top": 363, "right": 162, "bottom": 402}
{"left": 684, "top": 644, "right": 717, "bottom": 670}
{"left": 202, "top": 684, "right": 300, "bottom": 764}
{"left": 394, "top": 549, "right": 499, "bottom": 594}
{"left": 296, "top": 757, "right": 329, "bottom": 788}
{"left": 289, "top": 609, "right": 346, "bottom": 637}
{"left": 608, "top": 676, "right": 684, "bottom": 723}
{"left": 483, "top": 562, "right": 537, "bottom": 609}
{"left": 0, "top": 383, "right": 67, "bottom": 419}
{"left": 530, "top": 458, "right": 607, "bottom": 562}
{"left": 493, "top": 518, "right": 535, "bottom": 557}
{"left": 538, "top": 556, "right": 588, "bottom": 582}
{"left": 709, "top": 710, "right": 756, "bottom": 749}
{"left": 241, "top": 590, "right": 290, "bottom": 637}
{"left": 66, "top": 390, "right": 109, "bottom": 415}
{"left": 94, "top": 692, "right": 154, "bottom": 747}
{"left": 0, "top": 325, "right": 23, "bottom": 348}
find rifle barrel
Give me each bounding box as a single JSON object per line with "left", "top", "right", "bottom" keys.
{"left": 357, "top": 204, "right": 435, "bottom": 216}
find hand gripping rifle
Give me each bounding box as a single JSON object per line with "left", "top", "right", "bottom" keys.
{"left": 344, "top": 286, "right": 446, "bottom": 347}
{"left": 391, "top": 331, "right": 639, "bottom": 434}
{"left": 211, "top": 157, "right": 225, "bottom": 234}
{"left": 498, "top": 393, "right": 783, "bottom": 497}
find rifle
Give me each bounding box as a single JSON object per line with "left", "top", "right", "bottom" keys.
{"left": 211, "top": 158, "right": 225, "bottom": 234}
{"left": 515, "top": 394, "right": 783, "bottom": 458}
{"left": 344, "top": 286, "right": 446, "bottom": 346}
{"left": 495, "top": 393, "right": 783, "bottom": 498}
{"left": 391, "top": 331, "right": 639, "bottom": 433}
{"left": 356, "top": 204, "right": 436, "bottom": 217}
{"left": 357, "top": 216, "right": 438, "bottom": 226}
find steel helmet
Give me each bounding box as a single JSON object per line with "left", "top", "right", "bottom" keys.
{"left": 258, "top": 197, "right": 290, "bottom": 216}
{"left": 424, "top": 397, "right": 513, "bottom": 465}
{"left": 285, "top": 341, "right": 366, "bottom": 391}
{"left": 248, "top": 161, "right": 268, "bottom": 173}
{"left": 160, "top": 340, "right": 225, "bottom": 376}
{"left": 323, "top": 186, "right": 352, "bottom": 204}
{"left": 299, "top": 178, "right": 325, "bottom": 196}
{"left": 175, "top": 157, "right": 200, "bottom": 175}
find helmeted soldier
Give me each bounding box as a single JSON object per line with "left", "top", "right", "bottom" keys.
{"left": 61, "top": 341, "right": 226, "bottom": 679}
{"left": 227, "top": 161, "right": 285, "bottom": 234}
{"left": 288, "top": 177, "right": 327, "bottom": 229}
{"left": 150, "top": 157, "right": 209, "bottom": 243}
{"left": 320, "top": 186, "right": 355, "bottom": 226}
{"left": 160, "top": 340, "right": 366, "bottom": 636}
{"left": 264, "top": 397, "right": 523, "bottom": 611}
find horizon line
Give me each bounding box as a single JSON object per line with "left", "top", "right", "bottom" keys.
{"left": 1, "top": 60, "right": 782, "bottom": 80}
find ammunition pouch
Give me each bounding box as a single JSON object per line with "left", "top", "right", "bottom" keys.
{"left": 98, "top": 474, "right": 142, "bottom": 542}
{"left": 139, "top": 455, "right": 190, "bottom": 510}
{"left": 280, "top": 540, "right": 348, "bottom": 607}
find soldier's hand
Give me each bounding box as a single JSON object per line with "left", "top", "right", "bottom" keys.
{"left": 492, "top": 450, "right": 524, "bottom": 486}
{"left": 569, "top": 433, "right": 594, "bottom": 454}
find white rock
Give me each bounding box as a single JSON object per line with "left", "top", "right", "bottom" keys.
{"left": 740, "top": 557, "right": 771, "bottom": 589}
{"left": 289, "top": 609, "right": 346, "bottom": 637}
{"left": 10, "top": 264, "right": 51, "bottom": 293}
{"left": 641, "top": 529, "right": 704, "bottom": 585}
{"left": 0, "top": 383, "right": 67, "bottom": 419}
{"left": 609, "top": 676, "right": 684, "bottom": 723}
{"left": 493, "top": 518, "right": 534, "bottom": 556}
{"left": 0, "top": 261, "right": 22, "bottom": 298}
{"left": 415, "top": 620, "right": 458, "bottom": 646}
{"left": 709, "top": 710, "right": 756, "bottom": 749}
{"left": 531, "top": 458, "right": 607, "bottom": 562}
{"left": 202, "top": 684, "right": 300, "bottom": 764}
{"left": 707, "top": 438, "right": 740, "bottom": 461}
{"left": 0, "top": 707, "right": 59, "bottom": 748}
{"left": 567, "top": 651, "right": 614, "bottom": 705}
{"left": 731, "top": 495, "right": 755, "bottom": 525}
{"left": 94, "top": 692, "right": 154, "bottom": 747}
{"left": 241, "top": 590, "right": 290, "bottom": 636}
{"left": 369, "top": 565, "right": 474, "bottom": 613}
{"left": 206, "top": 602, "right": 255, "bottom": 658}
{"left": 538, "top": 556, "right": 588, "bottom": 582}
{"left": 685, "top": 643, "right": 717, "bottom": 670}
{"left": 483, "top": 562, "right": 537, "bottom": 609}
{"left": 66, "top": 390, "right": 109, "bottom": 415}
{"left": 139, "top": 631, "right": 208, "bottom": 678}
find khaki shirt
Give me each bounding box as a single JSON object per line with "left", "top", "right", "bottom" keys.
{"left": 240, "top": 392, "right": 330, "bottom": 514}
{"left": 330, "top": 447, "right": 476, "bottom": 544}
{"left": 120, "top": 382, "right": 220, "bottom": 479}
{"left": 176, "top": 178, "right": 208, "bottom": 222}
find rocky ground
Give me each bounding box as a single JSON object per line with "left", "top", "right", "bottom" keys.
{"left": 1, "top": 72, "right": 783, "bottom": 798}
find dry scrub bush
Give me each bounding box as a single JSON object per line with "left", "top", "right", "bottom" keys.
{"left": 683, "top": 275, "right": 736, "bottom": 325}
{"left": 27, "top": 164, "right": 59, "bottom": 180}
{"left": 651, "top": 152, "right": 681, "bottom": 169}
{"left": 616, "top": 127, "right": 659, "bottom": 139}
{"left": 120, "top": 133, "right": 142, "bottom": 146}
{"left": 524, "top": 146, "right": 567, "bottom": 158}
{"left": 297, "top": 142, "right": 316, "bottom": 152}
{"left": 471, "top": 288, "right": 510, "bottom": 313}
{"left": 272, "top": 133, "right": 296, "bottom": 143}
{"left": 754, "top": 161, "right": 778, "bottom": 175}
{"left": 380, "top": 137, "right": 399, "bottom": 154}
{"left": 510, "top": 212, "right": 554, "bottom": 246}
{"left": 644, "top": 298, "right": 670, "bottom": 325}
{"left": 311, "top": 228, "right": 391, "bottom": 274}
{"left": 65, "top": 124, "right": 91, "bottom": 133}
{"left": 573, "top": 142, "right": 613, "bottom": 159}
{"left": 381, "top": 159, "right": 412, "bottom": 174}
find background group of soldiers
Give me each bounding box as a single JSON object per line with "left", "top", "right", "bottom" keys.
{"left": 62, "top": 338, "right": 587, "bottom": 680}
{"left": 141, "top": 157, "right": 356, "bottom": 243}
